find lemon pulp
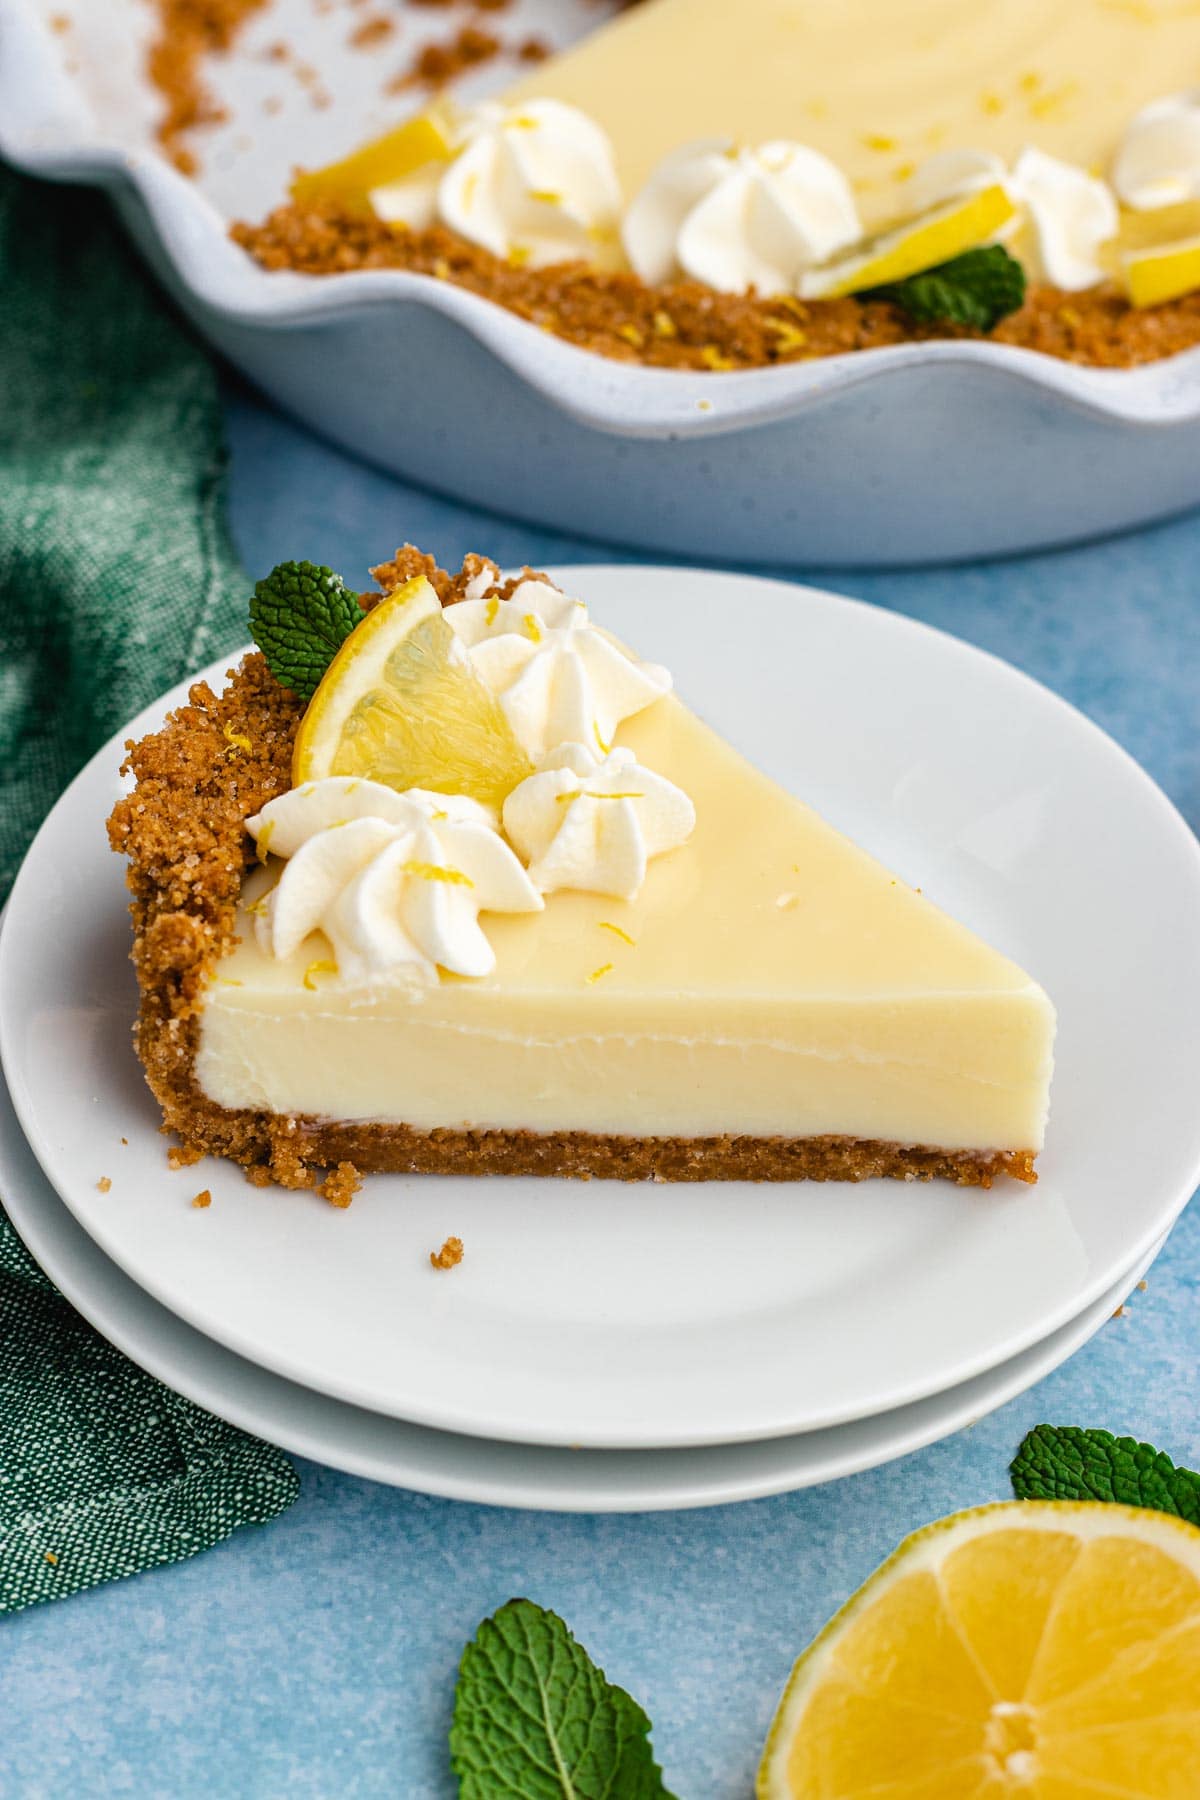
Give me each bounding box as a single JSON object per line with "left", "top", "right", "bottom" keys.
{"left": 758, "top": 1500, "right": 1200, "bottom": 1798}
{"left": 291, "top": 577, "right": 533, "bottom": 812}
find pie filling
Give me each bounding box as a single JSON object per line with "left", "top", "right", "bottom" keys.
{"left": 110, "top": 549, "right": 1055, "bottom": 1190}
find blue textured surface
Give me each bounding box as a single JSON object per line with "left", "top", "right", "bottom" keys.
{"left": 3, "top": 386, "right": 1198, "bottom": 1799}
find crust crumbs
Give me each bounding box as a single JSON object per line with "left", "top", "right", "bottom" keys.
{"left": 192, "top": 1189, "right": 213, "bottom": 1208}
{"left": 96, "top": 1177, "right": 112, "bottom": 1194}
{"left": 320, "top": 1162, "right": 363, "bottom": 1208}
{"left": 147, "top": 0, "right": 268, "bottom": 175}
{"left": 430, "top": 1235, "right": 465, "bottom": 1269}
{"left": 230, "top": 205, "right": 1200, "bottom": 371}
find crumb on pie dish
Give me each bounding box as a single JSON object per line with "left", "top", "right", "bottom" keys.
{"left": 107, "top": 547, "right": 1056, "bottom": 1193}
{"left": 228, "top": 0, "right": 1200, "bottom": 370}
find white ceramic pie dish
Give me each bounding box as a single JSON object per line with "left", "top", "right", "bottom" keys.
{"left": 4, "top": 0, "right": 1200, "bottom": 565}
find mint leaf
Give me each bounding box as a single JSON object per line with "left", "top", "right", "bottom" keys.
{"left": 450, "top": 1598, "right": 676, "bottom": 1799}
{"left": 870, "top": 244, "right": 1026, "bottom": 333}
{"left": 249, "top": 560, "right": 362, "bottom": 701}
{"left": 1012, "top": 1425, "right": 1200, "bottom": 1524}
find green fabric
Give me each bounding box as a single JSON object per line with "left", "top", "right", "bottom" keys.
{"left": 0, "top": 166, "right": 298, "bottom": 1612}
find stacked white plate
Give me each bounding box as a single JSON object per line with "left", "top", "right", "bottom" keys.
{"left": 3, "top": 568, "right": 1199, "bottom": 1511}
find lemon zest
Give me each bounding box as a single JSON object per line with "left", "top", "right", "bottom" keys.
{"left": 653, "top": 310, "right": 678, "bottom": 338}
{"left": 303, "top": 959, "right": 338, "bottom": 991}
{"left": 216, "top": 977, "right": 244, "bottom": 986}
{"left": 485, "top": 596, "right": 500, "bottom": 625}
{"left": 255, "top": 818, "right": 275, "bottom": 863}
{"left": 586, "top": 963, "right": 613, "bottom": 985}
{"left": 700, "top": 344, "right": 735, "bottom": 371}
{"left": 861, "top": 132, "right": 896, "bottom": 152}
{"left": 766, "top": 319, "right": 809, "bottom": 354}
{"left": 523, "top": 612, "right": 543, "bottom": 643}
{"left": 528, "top": 189, "right": 562, "bottom": 205}
{"left": 401, "top": 861, "right": 474, "bottom": 887}
{"left": 223, "top": 723, "right": 252, "bottom": 754}
{"left": 598, "top": 922, "right": 635, "bottom": 946}
{"left": 593, "top": 722, "right": 611, "bottom": 754}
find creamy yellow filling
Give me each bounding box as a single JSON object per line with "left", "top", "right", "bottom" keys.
{"left": 196, "top": 696, "right": 1055, "bottom": 1150}
{"left": 505, "top": 0, "right": 1200, "bottom": 227}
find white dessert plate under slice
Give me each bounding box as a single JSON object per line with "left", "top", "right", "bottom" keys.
{"left": 0, "top": 1056, "right": 1164, "bottom": 1513}
{"left": 3, "top": 566, "right": 1199, "bottom": 1450}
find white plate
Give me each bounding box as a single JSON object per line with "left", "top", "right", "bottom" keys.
{"left": 0, "top": 1057, "right": 1164, "bottom": 1513}
{"left": 4, "top": 567, "right": 1200, "bottom": 1449}
{"left": 4, "top": 0, "right": 1200, "bottom": 565}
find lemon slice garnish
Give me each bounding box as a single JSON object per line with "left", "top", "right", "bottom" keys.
{"left": 799, "top": 183, "right": 1016, "bottom": 299}
{"left": 291, "top": 107, "right": 458, "bottom": 216}
{"left": 758, "top": 1498, "right": 1200, "bottom": 1798}
{"left": 1123, "top": 232, "right": 1200, "bottom": 308}
{"left": 292, "top": 577, "right": 533, "bottom": 811}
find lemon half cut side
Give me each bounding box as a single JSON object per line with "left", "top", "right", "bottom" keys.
{"left": 758, "top": 1499, "right": 1200, "bottom": 1799}
{"left": 291, "top": 576, "right": 533, "bottom": 812}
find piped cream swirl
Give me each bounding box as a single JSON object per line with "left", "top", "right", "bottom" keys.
{"left": 445, "top": 578, "right": 672, "bottom": 762}
{"left": 502, "top": 742, "right": 695, "bottom": 901}
{"left": 372, "top": 100, "right": 622, "bottom": 269}
{"left": 245, "top": 779, "right": 542, "bottom": 986}
{"left": 1112, "top": 90, "right": 1200, "bottom": 210}
{"left": 623, "top": 138, "right": 861, "bottom": 292}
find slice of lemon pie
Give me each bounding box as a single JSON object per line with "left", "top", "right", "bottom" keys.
{"left": 109, "top": 548, "right": 1055, "bottom": 1191}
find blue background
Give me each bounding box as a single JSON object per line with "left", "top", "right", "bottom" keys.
{"left": 3, "top": 382, "right": 1198, "bottom": 1798}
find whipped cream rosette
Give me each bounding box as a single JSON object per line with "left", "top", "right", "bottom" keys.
{"left": 623, "top": 138, "right": 861, "bottom": 292}
{"left": 503, "top": 742, "right": 695, "bottom": 902}
{"left": 372, "top": 99, "right": 622, "bottom": 269}
{"left": 905, "top": 146, "right": 1117, "bottom": 291}
{"left": 1113, "top": 90, "right": 1200, "bottom": 210}
{"left": 445, "top": 578, "right": 672, "bottom": 762}
{"left": 246, "top": 779, "right": 542, "bottom": 985}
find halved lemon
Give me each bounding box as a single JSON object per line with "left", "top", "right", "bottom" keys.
{"left": 758, "top": 1499, "right": 1200, "bottom": 1798}
{"left": 1123, "top": 232, "right": 1200, "bottom": 309}
{"left": 292, "top": 577, "right": 533, "bottom": 811}
{"left": 291, "top": 107, "right": 458, "bottom": 216}
{"left": 799, "top": 184, "right": 1016, "bottom": 299}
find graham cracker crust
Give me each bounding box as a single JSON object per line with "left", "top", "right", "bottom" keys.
{"left": 108, "top": 545, "right": 1038, "bottom": 1193}
{"left": 231, "top": 203, "right": 1200, "bottom": 371}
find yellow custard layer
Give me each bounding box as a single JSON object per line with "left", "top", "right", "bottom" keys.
{"left": 507, "top": 0, "right": 1200, "bottom": 225}
{"left": 196, "top": 697, "right": 1056, "bottom": 1150}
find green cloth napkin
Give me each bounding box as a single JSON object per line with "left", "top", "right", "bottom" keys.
{"left": 0, "top": 165, "right": 299, "bottom": 1612}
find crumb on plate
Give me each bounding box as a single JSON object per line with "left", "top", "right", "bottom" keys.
{"left": 320, "top": 1161, "right": 362, "bottom": 1208}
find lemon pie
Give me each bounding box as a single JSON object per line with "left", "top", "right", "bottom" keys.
{"left": 233, "top": 0, "right": 1200, "bottom": 369}
{"left": 109, "top": 548, "right": 1055, "bottom": 1191}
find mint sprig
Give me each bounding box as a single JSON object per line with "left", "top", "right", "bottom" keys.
{"left": 1012, "top": 1425, "right": 1200, "bottom": 1524}
{"left": 869, "top": 244, "right": 1026, "bottom": 333}
{"left": 450, "top": 1598, "right": 676, "bottom": 1799}
{"left": 249, "top": 559, "right": 362, "bottom": 701}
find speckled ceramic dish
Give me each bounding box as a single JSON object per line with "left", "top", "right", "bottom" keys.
{"left": 3, "top": 0, "right": 1200, "bottom": 566}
